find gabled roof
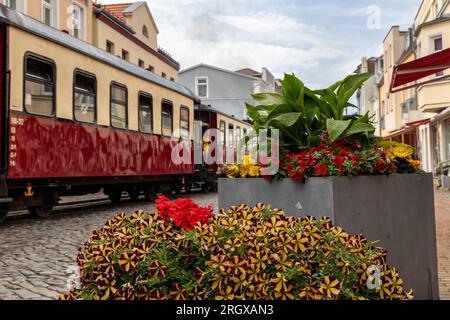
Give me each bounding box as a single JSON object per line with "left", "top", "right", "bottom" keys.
{"left": 236, "top": 68, "right": 261, "bottom": 77}
{"left": 180, "top": 63, "right": 260, "bottom": 80}
{"left": 100, "top": 1, "right": 159, "bottom": 34}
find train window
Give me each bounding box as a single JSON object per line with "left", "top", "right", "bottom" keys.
{"left": 139, "top": 93, "right": 153, "bottom": 133}
{"left": 24, "top": 54, "right": 55, "bottom": 116}
{"left": 161, "top": 100, "right": 173, "bottom": 136}
{"left": 74, "top": 70, "right": 96, "bottom": 123}
{"left": 110, "top": 83, "right": 128, "bottom": 129}
{"left": 180, "top": 106, "right": 190, "bottom": 139}
{"left": 219, "top": 121, "right": 226, "bottom": 146}
{"left": 228, "top": 124, "right": 234, "bottom": 148}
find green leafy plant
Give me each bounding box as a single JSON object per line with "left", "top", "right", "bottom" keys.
{"left": 246, "top": 73, "right": 376, "bottom": 151}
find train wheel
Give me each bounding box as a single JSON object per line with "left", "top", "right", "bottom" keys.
{"left": 129, "top": 189, "right": 141, "bottom": 202}
{"left": 0, "top": 212, "right": 7, "bottom": 224}
{"left": 0, "top": 204, "right": 8, "bottom": 224}
{"left": 109, "top": 190, "right": 123, "bottom": 203}
{"left": 29, "top": 205, "right": 53, "bottom": 219}
{"left": 144, "top": 188, "right": 157, "bottom": 202}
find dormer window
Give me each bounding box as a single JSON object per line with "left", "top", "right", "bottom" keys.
{"left": 42, "top": 0, "right": 58, "bottom": 28}
{"left": 7, "top": 0, "right": 25, "bottom": 12}
{"left": 142, "top": 25, "right": 149, "bottom": 38}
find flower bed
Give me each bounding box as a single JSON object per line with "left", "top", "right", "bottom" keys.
{"left": 62, "top": 197, "right": 412, "bottom": 300}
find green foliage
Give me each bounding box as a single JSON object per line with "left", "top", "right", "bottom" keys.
{"left": 246, "top": 73, "right": 376, "bottom": 150}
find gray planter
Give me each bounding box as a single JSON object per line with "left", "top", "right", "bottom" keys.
{"left": 218, "top": 174, "right": 439, "bottom": 300}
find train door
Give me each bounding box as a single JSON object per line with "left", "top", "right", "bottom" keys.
{"left": 0, "top": 23, "right": 5, "bottom": 175}
{"left": 0, "top": 22, "right": 11, "bottom": 220}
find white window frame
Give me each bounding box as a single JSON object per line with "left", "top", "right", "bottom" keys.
{"left": 6, "top": 0, "right": 26, "bottom": 13}
{"left": 70, "top": 1, "right": 86, "bottom": 41}
{"left": 195, "top": 76, "right": 209, "bottom": 98}
{"left": 430, "top": 34, "right": 444, "bottom": 78}
{"left": 41, "top": 0, "right": 59, "bottom": 28}
{"left": 431, "top": 34, "right": 444, "bottom": 53}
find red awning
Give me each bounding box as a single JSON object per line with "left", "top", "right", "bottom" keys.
{"left": 391, "top": 47, "right": 450, "bottom": 91}
{"left": 405, "top": 118, "right": 430, "bottom": 127}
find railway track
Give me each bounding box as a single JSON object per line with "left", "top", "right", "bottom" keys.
{"left": 3, "top": 189, "right": 207, "bottom": 223}
{"left": 5, "top": 197, "right": 114, "bottom": 222}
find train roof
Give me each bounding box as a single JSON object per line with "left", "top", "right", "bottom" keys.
{"left": 196, "top": 104, "right": 253, "bottom": 127}
{"left": 0, "top": 5, "right": 199, "bottom": 102}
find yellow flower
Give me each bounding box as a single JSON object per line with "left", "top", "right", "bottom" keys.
{"left": 243, "top": 154, "right": 252, "bottom": 165}
{"left": 389, "top": 145, "right": 414, "bottom": 159}
{"left": 239, "top": 165, "right": 249, "bottom": 178}
{"left": 226, "top": 165, "right": 239, "bottom": 178}
{"left": 409, "top": 159, "right": 421, "bottom": 170}
{"left": 248, "top": 165, "right": 260, "bottom": 177}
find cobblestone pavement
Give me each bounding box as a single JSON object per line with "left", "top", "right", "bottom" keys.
{"left": 0, "top": 192, "right": 218, "bottom": 300}
{"left": 435, "top": 189, "right": 450, "bottom": 300}
{"left": 0, "top": 189, "right": 449, "bottom": 300}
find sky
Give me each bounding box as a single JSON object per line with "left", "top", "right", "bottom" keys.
{"left": 98, "top": 0, "right": 422, "bottom": 89}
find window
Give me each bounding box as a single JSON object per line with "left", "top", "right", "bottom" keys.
{"left": 161, "top": 100, "right": 173, "bottom": 136}
{"left": 110, "top": 83, "right": 127, "bottom": 129}
{"left": 24, "top": 54, "right": 55, "bottom": 116}
{"left": 196, "top": 77, "right": 208, "bottom": 98}
{"left": 147, "top": 65, "right": 155, "bottom": 73}
{"left": 106, "top": 40, "right": 114, "bottom": 54}
{"left": 180, "top": 106, "right": 190, "bottom": 139}
{"left": 142, "top": 25, "right": 149, "bottom": 38}
{"left": 7, "top": 0, "right": 25, "bottom": 12}
{"left": 433, "top": 35, "right": 444, "bottom": 76}
{"left": 162, "top": 72, "right": 167, "bottom": 79}
{"left": 74, "top": 70, "right": 96, "bottom": 123}
{"left": 42, "top": 0, "right": 57, "bottom": 27}
{"left": 71, "top": 3, "right": 85, "bottom": 40}
{"left": 138, "top": 59, "right": 145, "bottom": 68}
{"left": 219, "top": 121, "right": 226, "bottom": 146}
{"left": 236, "top": 126, "right": 241, "bottom": 144}
{"left": 170, "top": 77, "right": 175, "bottom": 82}
{"left": 138, "top": 93, "right": 153, "bottom": 133}
{"left": 122, "top": 49, "right": 129, "bottom": 61}
{"left": 228, "top": 124, "right": 234, "bottom": 148}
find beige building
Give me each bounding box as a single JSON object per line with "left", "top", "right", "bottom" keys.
{"left": 361, "top": 0, "right": 450, "bottom": 178}
{"left": 1, "top": 0, "right": 179, "bottom": 81}
{"left": 413, "top": 0, "right": 450, "bottom": 175}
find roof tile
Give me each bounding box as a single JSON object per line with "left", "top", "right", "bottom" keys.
{"left": 100, "top": 3, "right": 132, "bottom": 23}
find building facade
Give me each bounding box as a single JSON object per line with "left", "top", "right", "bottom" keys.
{"left": 1, "top": 0, "right": 179, "bottom": 81}
{"left": 179, "top": 64, "right": 276, "bottom": 121}
{"left": 355, "top": 57, "right": 381, "bottom": 136}
{"left": 359, "top": 0, "right": 450, "bottom": 176}
{"left": 414, "top": 0, "right": 450, "bottom": 175}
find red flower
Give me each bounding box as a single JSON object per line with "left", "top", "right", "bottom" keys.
{"left": 374, "top": 161, "right": 385, "bottom": 172}
{"left": 285, "top": 163, "right": 294, "bottom": 175}
{"left": 299, "top": 160, "right": 308, "bottom": 170}
{"left": 155, "top": 196, "right": 214, "bottom": 230}
{"left": 314, "top": 164, "right": 328, "bottom": 176}
{"left": 292, "top": 170, "right": 304, "bottom": 181}
{"left": 307, "top": 155, "right": 316, "bottom": 166}
{"left": 333, "top": 155, "right": 344, "bottom": 168}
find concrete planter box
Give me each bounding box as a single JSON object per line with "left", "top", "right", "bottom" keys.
{"left": 218, "top": 174, "right": 439, "bottom": 300}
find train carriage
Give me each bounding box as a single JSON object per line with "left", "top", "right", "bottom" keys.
{"left": 0, "top": 6, "right": 199, "bottom": 221}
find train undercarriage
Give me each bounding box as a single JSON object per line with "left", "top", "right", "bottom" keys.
{"left": 0, "top": 165, "right": 218, "bottom": 224}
